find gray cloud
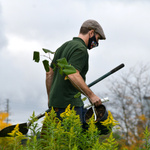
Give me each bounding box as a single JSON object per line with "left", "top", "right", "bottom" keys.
{"left": 0, "top": 4, "right": 7, "bottom": 51}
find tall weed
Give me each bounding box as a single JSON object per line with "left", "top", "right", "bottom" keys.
{"left": 3, "top": 105, "right": 145, "bottom": 150}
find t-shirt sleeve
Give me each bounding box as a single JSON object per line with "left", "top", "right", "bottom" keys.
{"left": 67, "top": 48, "right": 88, "bottom": 72}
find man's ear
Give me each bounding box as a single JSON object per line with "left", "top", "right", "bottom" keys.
{"left": 89, "top": 29, "right": 94, "bottom": 38}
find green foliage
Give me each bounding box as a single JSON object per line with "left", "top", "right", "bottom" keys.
{"left": 33, "top": 48, "right": 76, "bottom": 75}
{"left": 23, "top": 111, "right": 41, "bottom": 150}
{"left": 57, "top": 58, "right": 76, "bottom": 76}
{"left": 1, "top": 124, "right": 27, "bottom": 150}
{"left": 1, "top": 105, "right": 121, "bottom": 150}
{"left": 40, "top": 108, "right": 63, "bottom": 149}
{"left": 42, "top": 48, "right": 55, "bottom": 54}
{"left": 74, "top": 92, "right": 87, "bottom": 101}
{"left": 62, "top": 64, "right": 76, "bottom": 75}
{"left": 81, "top": 115, "right": 100, "bottom": 150}
{"left": 57, "top": 57, "right": 68, "bottom": 68}
{"left": 27, "top": 111, "right": 41, "bottom": 137}
{"left": 143, "top": 126, "right": 150, "bottom": 149}
{"left": 74, "top": 92, "right": 81, "bottom": 98}
{"left": 82, "top": 96, "right": 87, "bottom": 101}
{"left": 1, "top": 107, "right": 150, "bottom": 149}
{"left": 92, "top": 133, "right": 118, "bottom": 150}
{"left": 41, "top": 105, "right": 82, "bottom": 150}
{"left": 33, "top": 48, "right": 51, "bottom": 72}
{"left": 101, "top": 132, "right": 118, "bottom": 150}
{"left": 42, "top": 60, "right": 50, "bottom": 72}
{"left": 33, "top": 51, "right": 40, "bottom": 62}
{"left": 100, "top": 110, "right": 119, "bottom": 132}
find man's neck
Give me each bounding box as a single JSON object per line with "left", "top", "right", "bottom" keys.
{"left": 78, "top": 34, "right": 89, "bottom": 47}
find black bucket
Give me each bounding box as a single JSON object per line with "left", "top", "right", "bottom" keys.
{"left": 83, "top": 104, "right": 110, "bottom": 135}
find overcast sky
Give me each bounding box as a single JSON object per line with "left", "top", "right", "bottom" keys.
{"left": 0, "top": 0, "right": 150, "bottom": 126}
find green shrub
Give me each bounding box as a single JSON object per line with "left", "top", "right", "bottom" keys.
{"left": 1, "top": 105, "right": 120, "bottom": 150}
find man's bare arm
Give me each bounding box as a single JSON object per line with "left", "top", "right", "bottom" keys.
{"left": 46, "top": 67, "right": 54, "bottom": 106}
{"left": 68, "top": 70, "right": 101, "bottom": 107}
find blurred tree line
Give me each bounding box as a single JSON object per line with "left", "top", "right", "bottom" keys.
{"left": 0, "top": 99, "right": 11, "bottom": 130}
{"left": 105, "top": 63, "right": 150, "bottom": 149}
{"left": 0, "top": 112, "right": 11, "bottom": 130}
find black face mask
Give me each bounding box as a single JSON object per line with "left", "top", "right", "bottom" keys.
{"left": 88, "top": 35, "right": 99, "bottom": 49}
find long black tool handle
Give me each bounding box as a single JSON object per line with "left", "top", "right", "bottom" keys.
{"left": 88, "top": 63, "right": 125, "bottom": 87}
{"left": 27, "top": 108, "right": 51, "bottom": 127}
{"left": 35, "top": 108, "right": 51, "bottom": 119}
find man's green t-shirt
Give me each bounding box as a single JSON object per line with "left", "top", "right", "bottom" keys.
{"left": 49, "top": 37, "right": 89, "bottom": 108}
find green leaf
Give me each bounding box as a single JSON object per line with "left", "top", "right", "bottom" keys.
{"left": 42, "top": 48, "right": 55, "bottom": 54}
{"left": 63, "top": 65, "right": 76, "bottom": 75}
{"left": 74, "top": 92, "right": 81, "bottom": 98}
{"left": 33, "top": 51, "right": 40, "bottom": 62}
{"left": 42, "top": 60, "right": 50, "bottom": 72}
{"left": 57, "top": 58, "right": 68, "bottom": 68}
{"left": 82, "top": 97, "right": 87, "bottom": 101}
{"left": 52, "top": 63, "right": 57, "bottom": 72}
{"left": 59, "top": 68, "right": 63, "bottom": 76}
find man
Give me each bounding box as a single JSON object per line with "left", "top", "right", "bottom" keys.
{"left": 46, "top": 19, "right": 106, "bottom": 122}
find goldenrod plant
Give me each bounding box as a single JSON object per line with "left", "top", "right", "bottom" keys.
{"left": 1, "top": 105, "right": 150, "bottom": 149}
{"left": 41, "top": 105, "right": 83, "bottom": 150}
{"left": 40, "top": 108, "right": 64, "bottom": 149}
{"left": 143, "top": 126, "right": 150, "bottom": 149}
{"left": 25, "top": 111, "right": 42, "bottom": 150}
{"left": 100, "top": 110, "right": 120, "bottom": 131}
{"left": 7, "top": 124, "right": 27, "bottom": 150}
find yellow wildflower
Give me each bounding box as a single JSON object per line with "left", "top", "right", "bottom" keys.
{"left": 7, "top": 124, "right": 27, "bottom": 149}
{"left": 8, "top": 124, "right": 23, "bottom": 137}
{"left": 100, "top": 111, "right": 119, "bottom": 129}
{"left": 60, "top": 104, "right": 72, "bottom": 118}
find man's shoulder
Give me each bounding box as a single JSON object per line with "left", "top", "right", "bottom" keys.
{"left": 68, "top": 37, "right": 87, "bottom": 49}
{"left": 55, "top": 37, "right": 87, "bottom": 57}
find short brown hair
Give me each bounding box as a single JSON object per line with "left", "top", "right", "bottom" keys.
{"left": 79, "top": 27, "right": 89, "bottom": 35}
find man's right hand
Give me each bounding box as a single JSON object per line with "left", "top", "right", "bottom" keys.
{"left": 89, "top": 94, "right": 102, "bottom": 107}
